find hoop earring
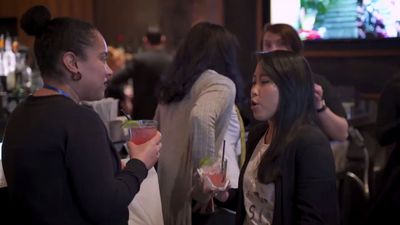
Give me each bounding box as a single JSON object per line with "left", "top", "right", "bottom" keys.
{"left": 71, "top": 72, "right": 82, "bottom": 81}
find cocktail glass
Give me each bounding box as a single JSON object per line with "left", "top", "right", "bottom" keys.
{"left": 198, "top": 157, "right": 228, "bottom": 191}
{"left": 123, "top": 120, "right": 158, "bottom": 145}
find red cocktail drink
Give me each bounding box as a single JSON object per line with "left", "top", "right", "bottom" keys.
{"left": 207, "top": 172, "right": 226, "bottom": 188}
{"left": 126, "top": 120, "right": 158, "bottom": 145}
{"left": 131, "top": 127, "right": 157, "bottom": 144}
{"left": 198, "top": 157, "right": 228, "bottom": 191}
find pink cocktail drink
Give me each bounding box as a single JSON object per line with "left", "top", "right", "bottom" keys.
{"left": 125, "top": 120, "right": 158, "bottom": 145}
{"left": 130, "top": 127, "right": 157, "bottom": 144}
{"left": 198, "top": 157, "right": 228, "bottom": 191}
{"left": 207, "top": 172, "right": 226, "bottom": 188}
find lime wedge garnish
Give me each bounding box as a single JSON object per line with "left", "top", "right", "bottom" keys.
{"left": 199, "top": 157, "right": 213, "bottom": 167}
{"left": 121, "top": 120, "right": 141, "bottom": 129}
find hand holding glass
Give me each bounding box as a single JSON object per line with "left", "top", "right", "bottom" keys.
{"left": 197, "top": 157, "right": 229, "bottom": 191}
{"left": 123, "top": 120, "right": 158, "bottom": 144}
{"left": 122, "top": 120, "right": 161, "bottom": 169}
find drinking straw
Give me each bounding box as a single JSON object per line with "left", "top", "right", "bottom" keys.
{"left": 221, "top": 140, "right": 226, "bottom": 174}
{"left": 120, "top": 109, "right": 132, "bottom": 120}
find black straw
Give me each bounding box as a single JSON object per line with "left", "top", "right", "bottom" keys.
{"left": 221, "top": 140, "right": 226, "bottom": 172}
{"left": 120, "top": 109, "right": 132, "bottom": 120}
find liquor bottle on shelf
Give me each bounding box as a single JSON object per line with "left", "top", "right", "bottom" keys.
{"left": 0, "top": 33, "right": 5, "bottom": 91}
{"left": 2, "top": 34, "right": 16, "bottom": 91}
{"left": 0, "top": 34, "right": 4, "bottom": 75}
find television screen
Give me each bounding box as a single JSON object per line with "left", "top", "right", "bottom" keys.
{"left": 270, "top": 0, "right": 400, "bottom": 40}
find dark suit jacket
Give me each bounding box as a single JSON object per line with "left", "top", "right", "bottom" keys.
{"left": 219, "top": 123, "right": 340, "bottom": 225}
{"left": 106, "top": 49, "right": 172, "bottom": 120}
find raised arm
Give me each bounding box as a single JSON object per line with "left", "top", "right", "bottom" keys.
{"left": 314, "top": 77, "right": 349, "bottom": 141}
{"left": 66, "top": 110, "right": 153, "bottom": 224}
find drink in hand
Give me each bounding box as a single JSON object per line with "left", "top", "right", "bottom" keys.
{"left": 131, "top": 127, "right": 157, "bottom": 144}
{"left": 198, "top": 157, "right": 228, "bottom": 191}
{"left": 122, "top": 120, "right": 158, "bottom": 145}
{"left": 207, "top": 172, "right": 226, "bottom": 188}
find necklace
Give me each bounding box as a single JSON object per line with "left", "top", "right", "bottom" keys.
{"left": 42, "top": 83, "right": 71, "bottom": 99}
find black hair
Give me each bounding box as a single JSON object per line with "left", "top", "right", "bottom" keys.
{"left": 158, "top": 22, "right": 243, "bottom": 104}
{"left": 145, "top": 26, "right": 162, "bottom": 45}
{"left": 256, "top": 51, "right": 317, "bottom": 183}
{"left": 263, "top": 23, "right": 303, "bottom": 54}
{"left": 20, "top": 5, "right": 97, "bottom": 79}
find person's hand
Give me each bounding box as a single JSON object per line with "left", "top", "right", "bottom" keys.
{"left": 192, "top": 182, "right": 230, "bottom": 213}
{"left": 202, "top": 175, "right": 230, "bottom": 202}
{"left": 120, "top": 158, "right": 129, "bottom": 169}
{"left": 214, "top": 189, "right": 230, "bottom": 202}
{"left": 127, "top": 132, "right": 162, "bottom": 169}
{"left": 314, "top": 83, "right": 324, "bottom": 109}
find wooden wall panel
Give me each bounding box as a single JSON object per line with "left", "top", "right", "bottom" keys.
{"left": 0, "top": 1, "right": 17, "bottom": 17}
{"left": 94, "top": 0, "right": 159, "bottom": 52}
{"left": 0, "top": 0, "right": 93, "bottom": 53}
{"left": 224, "top": 0, "right": 258, "bottom": 82}
{"left": 159, "top": 0, "right": 192, "bottom": 50}
{"left": 94, "top": 0, "right": 224, "bottom": 52}
{"left": 1, "top": 0, "right": 226, "bottom": 58}
{"left": 159, "top": 0, "right": 225, "bottom": 51}
{"left": 192, "top": 0, "right": 224, "bottom": 26}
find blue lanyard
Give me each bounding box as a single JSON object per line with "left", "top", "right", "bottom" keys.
{"left": 42, "top": 84, "right": 71, "bottom": 99}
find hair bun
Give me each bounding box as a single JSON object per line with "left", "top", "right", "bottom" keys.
{"left": 20, "top": 5, "right": 51, "bottom": 37}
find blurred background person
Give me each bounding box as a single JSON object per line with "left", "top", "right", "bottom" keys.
{"left": 369, "top": 72, "right": 400, "bottom": 225}
{"left": 107, "top": 46, "right": 130, "bottom": 74}
{"left": 1, "top": 5, "right": 161, "bottom": 225}
{"left": 155, "top": 22, "right": 243, "bottom": 225}
{"left": 262, "top": 23, "right": 348, "bottom": 142}
{"left": 106, "top": 26, "right": 172, "bottom": 119}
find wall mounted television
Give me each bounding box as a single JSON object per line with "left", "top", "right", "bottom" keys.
{"left": 270, "top": 0, "right": 400, "bottom": 41}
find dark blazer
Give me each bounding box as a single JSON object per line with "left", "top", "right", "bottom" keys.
{"left": 219, "top": 123, "right": 339, "bottom": 225}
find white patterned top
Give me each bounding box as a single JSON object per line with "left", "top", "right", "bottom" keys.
{"left": 243, "top": 134, "right": 275, "bottom": 225}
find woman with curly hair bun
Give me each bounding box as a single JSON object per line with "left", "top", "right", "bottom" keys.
{"left": 2, "top": 5, "right": 161, "bottom": 225}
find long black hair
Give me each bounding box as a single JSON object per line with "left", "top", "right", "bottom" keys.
{"left": 20, "top": 5, "right": 97, "bottom": 79}
{"left": 158, "top": 22, "right": 243, "bottom": 104}
{"left": 256, "top": 51, "right": 317, "bottom": 183}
